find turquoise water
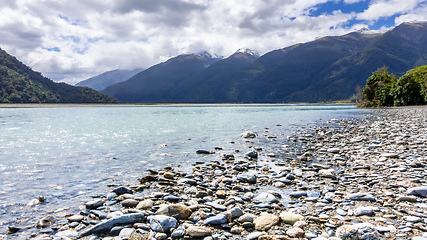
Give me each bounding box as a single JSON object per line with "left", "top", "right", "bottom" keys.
{"left": 0, "top": 104, "right": 366, "bottom": 236}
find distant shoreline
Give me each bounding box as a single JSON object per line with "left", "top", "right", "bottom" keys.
{"left": 0, "top": 101, "right": 356, "bottom": 107}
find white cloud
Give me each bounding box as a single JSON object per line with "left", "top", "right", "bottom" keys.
{"left": 357, "top": 0, "right": 424, "bottom": 21}
{"left": 0, "top": 0, "right": 425, "bottom": 84}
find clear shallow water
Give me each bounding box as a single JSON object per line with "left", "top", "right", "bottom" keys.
{"left": 0, "top": 104, "right": 366, "bottom": 236}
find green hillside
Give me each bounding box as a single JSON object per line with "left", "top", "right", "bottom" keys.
{"left": 0, "top": 48, "right": 117, "bottom": 103}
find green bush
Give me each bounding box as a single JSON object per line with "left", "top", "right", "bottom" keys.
{"left": 360, "top": 66, "right": 427, "bottom": 107}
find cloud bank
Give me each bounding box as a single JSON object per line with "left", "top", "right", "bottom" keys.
{"left": 0, "top": 0, "right": 426, "bottom": 84}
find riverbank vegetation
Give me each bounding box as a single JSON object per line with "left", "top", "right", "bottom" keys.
{"left": 359, "top": 66, "right": 427, "bottom": 107}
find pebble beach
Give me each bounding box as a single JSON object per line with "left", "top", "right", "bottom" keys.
{"left": 6, "top": 106, "right": 427, "bottom": 240}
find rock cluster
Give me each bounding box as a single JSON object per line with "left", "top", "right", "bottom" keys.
{"left": 15, "top": 107, "right": 427, "bottom": 240}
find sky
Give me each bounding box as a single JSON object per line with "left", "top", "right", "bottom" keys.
{"left": 1, "top": 0, "right": 427, "bottom": 85}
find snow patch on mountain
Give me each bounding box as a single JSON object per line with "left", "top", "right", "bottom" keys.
{"left": 235, "top": 48, "right": 259, "bottom": 57}
{"left": 356, "top": 27, "right": 391, "bottom": 35}
{"left": 196, "top": 51, "right": 223, "bottom": 60}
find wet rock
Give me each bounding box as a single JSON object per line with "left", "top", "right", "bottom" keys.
{"left": 196, "top": 150, "right": 215, "bottom": 154}
{"left": 112, "top": 186, "right": 133, "bottom": 195}
{"left": 85, "top": 199, "right": 104, "bottom": 210}
{"left": 36, "top": 216, "right": 55, "bottom": 228}
{"left": 67, "top": 214, "right": 84, "bottom": 222}
{"left": 245, "top": 151, "right": 258, "bottom": 159}
{"left": 156, "top": 204, "right": 192, "bottom": 219}
{"left": 241, "top": 131, "right": 257, "bottom": 138}
{"left": 147, "top": 215, "right": 178, "bottom": 233}
{"left": 237, "top": 172, "right": 257, "bottom": 184}
{"left": 289, "top": 191, "right": 307, "bottom": 198}
{"left": 254, "top": 214, "right": 280, "bottom": 231}
{"left": 77, "top": 213, "right": 146, "bottom": 238}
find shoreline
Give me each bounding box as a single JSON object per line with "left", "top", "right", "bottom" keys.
{"left": 0, "top": 102, "right": 356, "bottom": 108}
{"left": 5, "top": 107, "right": 427, "bottom": 240}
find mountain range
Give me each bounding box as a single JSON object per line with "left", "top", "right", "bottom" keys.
{"left": 98, "top": 21, "right": 427, "bottom": 103}
{"left": 75, "top": 68, "right": 143, "bottom": 91}
{"left": 0, "top": 48, "right": 117, "bottom": 103}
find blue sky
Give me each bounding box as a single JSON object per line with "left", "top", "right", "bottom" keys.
{"left": 0, "top": 0, "right": 426, "bottom": 84}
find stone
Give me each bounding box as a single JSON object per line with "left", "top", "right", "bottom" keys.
{"left": 177, "top": 178, "right": 197, "bottom": 186}
{"left": 245, "top": 151, "right": 258, "bottom": 159}
{"left": 186, "top": 226, "right": 212, "bottom": 237}
{"left": 397, "top": 196, "right": 418, "bottom": 202}
{"left": 237, "top": 172, "right": 257, "bottom": 184}
{"left": 196, "top": 150, "right": 215, "bottom": 154}
{"left": 404, "top": 216, "right": 422, "bottom": 223}
{"left": 171, "top": 227, "right": 186, "bottom": 239}
{"left": 85, "top": 199, "right": 104, "bottom": 210}
{"left": 147, "top": 215, "right": 178, "bottom": 233}
{"left": 136, "top": 199, "right": 154, "bottom": 210}
{"left": 36, "top": 216, "right": 55, "bottom": 228}
{"left": 354, "top": 206, "right": 374, "bottom": 216}
{"left": 67, "top": 214, "right": 84, "bottom": 222}
{"left": 112, "top": 186, "right": 133, "bottom": 195}
{"left": 253, "top": 192, "right": 279, "bottom": 204}
{"left": 318, "top": 169, "right": 335, "bottom": 178}
{"left": 381, "top": 153, "right": 399, "bottom": 158}
{"left": 155, "top": 232, "right": 168, "bottom": 240}
{"left": 246, "top": 231, "right": 265, "bottom": 240}
{"left": 163, "top": 195, "right": 182, "bottom": 202}
{"left": 163, "top": 172, "right": 175, "bottom": 179}
{"left": 238, "top": 213, "right": 256, "bottom": 223}
{"left": 258, "top": 236, "right": 292, "bottom": 240}
{"left": 407, "top": 186, "right": 427, "bottom": 197}
{"left": 327, "top": 148, "right": 340, "bottom": 153}
{"left": 90, "top": 210, "right": 108, "bottom": 219}
{"left": 286, "top": 227, "right": 305, "bottom": 238}
{"left": 156, "top": 204, "right": 192, "bottom": 219}
{"left": 241, "top": 131, "right": 257, "bottom": 138}
{"left": 230, "top": 226, "right": 244, "bottom": 234}
{"left": 205, "top": 202, "right": 227, "bottom": 211}
{"left": 204, "top": 214, "right": 227, "bottom": 225}
{"left": 289, "top": 191, "right": 307, "bottom": 198}
{"left": 336, "top": 223, "right": 379, "bottom": 240}
{"left": 346, "top": 193, "right": 376, "bottom": 202}
{"left": 122, "top": 199, "right": 139, "bottom": 208}
{"left": 226, "top": 207, "right": 244, "bottom": 219}
{"left": 77, "top": 213, "right": 146, "bottom": 238}
{"left": 280, "top": 211, "right": 303, "bottom": 225}
{"left": 254, "top": 214, "right": 280, "bottom": 231}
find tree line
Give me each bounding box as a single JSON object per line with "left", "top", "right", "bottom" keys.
{"left": 359, "top": 66, "right": 427, "bottom": 107}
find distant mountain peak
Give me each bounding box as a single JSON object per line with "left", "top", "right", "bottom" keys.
{"left": 356, "top": 27, "right": 391, "bottom": 35}
{"left": 234, "top": 48, "right": 259, "bottom": 57}
{"left": 196, "top": 51, "right": 223, "bottom": 60}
